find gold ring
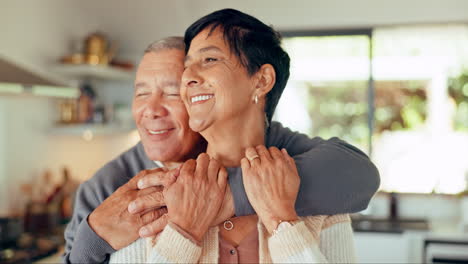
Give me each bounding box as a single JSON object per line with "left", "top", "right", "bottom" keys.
{"left": 248, "top": 154, "right": 260, "bottom": 162}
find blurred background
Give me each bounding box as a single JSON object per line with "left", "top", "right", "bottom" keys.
{"left": 1, "top": 0, "right": 468, "bottom": 263}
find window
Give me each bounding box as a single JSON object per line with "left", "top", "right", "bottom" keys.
{"left": 275, "top": 24, "right": 468, "bottom": 194}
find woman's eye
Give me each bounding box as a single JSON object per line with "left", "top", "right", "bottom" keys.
{"left": 204, "top": 57, "right": 218, "bottom": 63}
{"left": 168, "top": 94, "right": 180, "bottom": 97}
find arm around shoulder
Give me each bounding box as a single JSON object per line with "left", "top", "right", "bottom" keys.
{"left": 63, "top": 181, "right": 116, "bottom": 263}
{"left": 267, "top": 122, "right": 380, "bottom": 215}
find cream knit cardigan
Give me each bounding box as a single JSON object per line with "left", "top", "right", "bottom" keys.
{"left": 109, "top": 214, "right": 356, "bottom": 263}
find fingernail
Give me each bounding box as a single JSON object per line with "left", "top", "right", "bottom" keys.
{"left": 282, "top": 148, "right": 288, "bottom": 154}
{"left": 128, "top": 202, "right": 137, "bottom": 213}
{"left": 137, "top": 179, "right": 144, "bottom": 189}
{"left": 139, "top": 227, "right": 150, "bottom": 237}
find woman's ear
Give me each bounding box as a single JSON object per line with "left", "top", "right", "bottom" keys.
{"left": 254, "top": 64, "right": 276, "bottom": 97}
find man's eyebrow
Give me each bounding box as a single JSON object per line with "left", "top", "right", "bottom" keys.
{"left": 161, "top": 81, "right": 180, "bottom": 88}
{"left": 184, "top": 45, "right": 222, "bottom": 63}
{"left": 134, "top": 82, "right": 147, "bottom": 89}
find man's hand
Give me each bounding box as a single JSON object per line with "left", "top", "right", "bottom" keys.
{"left": 241, "top": 146, "right": 300, "bottom": 234}
{"left": 87, "top": 168, "right": 172, "bottom": 250}
{"left": 164, "top": 153, "right": 228, "bottom": 242}
{"left": 134, "top": 163, "right": 234, "bottom": 235}
{"left": 127, "top": 168, "right": 179, "bottom": 237}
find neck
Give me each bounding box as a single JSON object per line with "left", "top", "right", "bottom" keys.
{"left": 160, "top": 161, "right": 183, "bottom": 170}
{"left": 202, "top": 110, "right": 265, "bottom": 167}
{"left": 159, "top": 137, "right": 207, "bottom": 169}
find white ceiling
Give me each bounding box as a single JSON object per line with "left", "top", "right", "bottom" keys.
{"left": 69, "top": 0, "right": 468, "bottom": 57}
{"left": 1, "top": 0, "right": 468, "bottom": 78}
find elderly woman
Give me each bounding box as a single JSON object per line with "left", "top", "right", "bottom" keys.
{"left": 111, "top": 9, "right": 357, "bottom": 263}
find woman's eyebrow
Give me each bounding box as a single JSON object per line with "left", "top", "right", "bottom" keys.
{"left": 185, "top": 45, "right": 223, "bottom": 63}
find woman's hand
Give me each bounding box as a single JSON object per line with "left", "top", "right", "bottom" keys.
{"left": 164, "top": 153, "right": 228, "bottom": 242}
{"left": 241, "top": 145, "right": 300, "bottom": 234}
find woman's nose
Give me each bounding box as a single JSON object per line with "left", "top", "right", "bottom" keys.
{"left": 182, "top": 65, "right": 203, "bottom": 89}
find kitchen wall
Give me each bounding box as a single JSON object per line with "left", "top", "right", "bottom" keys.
{"left": 71, "top": 0, "right": 468, "bottom": 58}
{"left": 1, "top": 0, "right": 468, "bottom": 216}
{"left": 0, "top": 95, "right": 140, "bottom": 215}
{"left": 3, "top": 0, "right": 468, "bottom": 74}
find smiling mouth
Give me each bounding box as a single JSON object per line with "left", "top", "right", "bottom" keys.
{"left": 190, "top": 94, "right": 214, "bottom": 104}
{"left": 147, "top": 128, "right": 173, "bottom": 135}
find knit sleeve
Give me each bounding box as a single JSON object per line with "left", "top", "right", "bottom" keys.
{"left": 147, "top": 224, "right": 202, "bottom": 263}
{"left": 268, "top": 215, "right": 355, "bottom": 263}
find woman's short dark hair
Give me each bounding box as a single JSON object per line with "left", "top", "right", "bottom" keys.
{"left": 184, "top": 8, "right": 290, "bottom": 124}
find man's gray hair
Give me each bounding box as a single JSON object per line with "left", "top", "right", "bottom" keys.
{"left": 144, "top": 36, "right": 185, "bottom": 54}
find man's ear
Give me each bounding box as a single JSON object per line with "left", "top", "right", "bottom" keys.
{"left": 254, "top": 64, "right": 276, "bottom": 98}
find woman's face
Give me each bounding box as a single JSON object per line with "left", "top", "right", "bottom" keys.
{"left": 181, "top": 27, "right": 257, "bottom": 133}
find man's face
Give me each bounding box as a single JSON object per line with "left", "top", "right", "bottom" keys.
{"left": 133, "top": 49, "right": 201, "bottom": 162}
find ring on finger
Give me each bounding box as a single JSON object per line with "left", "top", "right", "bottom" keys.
{"left": 248, "top": 154, "right": 260, "bottom": 162}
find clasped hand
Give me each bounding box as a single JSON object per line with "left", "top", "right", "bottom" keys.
{"left": 130, "top": 145, "right": 299, "bottom": 242}
{"left": 131, "top": 153, "right": 230, "bottom": 242}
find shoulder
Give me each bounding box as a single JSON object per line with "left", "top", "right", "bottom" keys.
{"left": 266, "top": 121, "right": 324, "bottom": 149}
{"left": 79, "top": 142, "right": 155, "bottom": 204}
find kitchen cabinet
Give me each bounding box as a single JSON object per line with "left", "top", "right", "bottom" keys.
{"left": 51, "top": 64, "right": 134, "bottom": 81}
{"left": 51, "top": 63, "right": 136, "bottom": 136}
{"left": 50, "top": 122, "right": 135, "bottom": 137}
{"left": 354, "top": 231, "right": 426, "bottom": 263}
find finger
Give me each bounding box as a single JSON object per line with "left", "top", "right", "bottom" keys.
{"left": 140, "top": 207, "right": 168, "bottom": 225}
{"left": 128, "top": 191, "right": 165, "bottom": 214}
{"left": 137, "top": 169, "right": 179, "bottom": 189}
{"left": 217, "top": 167, "right": 228, "bottom": 188}
{"left": 180, "top": 159, "right": 196, "bottom": 181}
{"left": 126, "top": 168, "right": 167, "bottom": 190}
{"left": 245, "top": 147, "right": 261, "bottom": 167}
{"left": 137, "top": 186, "right": 162, "bottom": 197}
{"left": 281, "top": 148, "right": 295, "bottom": 168}
{"left": 240, "top": 157, "right": 250, "bottom": 171}
{"left": 139, "top": 213, "right": 169, "bottom": 237}
{"left": 166, "top": 168, "right": 180, "bottom": 186}
{"left": 207, "top": 158, "right": 221, "bottom": 182}
{"left": 269, "top": 146, "right": 284, "bottom": 161}
{"left": 195, "top": 153, "right": 210, "bottom": 180}
{"left": 256, "top": 145, "right": 272, "bottom": 162}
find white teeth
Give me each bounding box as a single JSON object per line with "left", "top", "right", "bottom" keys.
{"left": 191, "top": 95, "right": 213, "bottom": 103}
{"left": 148, "top": 129, "right": 169, "bottom": 135}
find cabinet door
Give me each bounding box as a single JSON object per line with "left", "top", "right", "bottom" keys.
{"left": 354, "top": 232, "right": 409, "bottom": 263}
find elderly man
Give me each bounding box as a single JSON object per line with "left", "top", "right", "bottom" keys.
{"left": 63, "top": 37, "right": 379, "bottom": 263}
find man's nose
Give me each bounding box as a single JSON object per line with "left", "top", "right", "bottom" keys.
{"left": 182, "top": 65, "right": 203, "bottom": 89}
{"left": 143, "top": 94, "right": 168, "bottom": 118}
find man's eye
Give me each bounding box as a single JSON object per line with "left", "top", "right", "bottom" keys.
{"left": 136, "top": 92, "right": 149, "bottom": 97}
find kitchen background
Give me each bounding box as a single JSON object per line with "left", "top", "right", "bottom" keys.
{"left": 1, "top": 0, "right": 468, "bottom": 263}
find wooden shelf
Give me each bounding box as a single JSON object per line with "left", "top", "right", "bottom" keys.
{"left": 50, "top": 123, "right": 136, "bottom": 136}
{"left": 52, "top": 64, "right": 135, "bottom": 81}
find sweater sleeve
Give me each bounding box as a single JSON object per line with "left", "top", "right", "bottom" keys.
{"left": 63, "top": 182, "right": 116, "bottom": 264}
{"left": 268, "top": 215, "right": 356, "bottom": 263}
{"left": 147, "top": 224, "right": 202, "bottom": 263}
{"left": 230, "top": 121, "right": 380, "bottom": 217}
{"left": 267, "top": 121, "right": 380, "bottom": 215}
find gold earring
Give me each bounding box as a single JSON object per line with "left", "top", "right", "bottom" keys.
{"left": 254, "top": 95, "right": 258, "bottom": 104}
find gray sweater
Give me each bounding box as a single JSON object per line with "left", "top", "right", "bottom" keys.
{"left": 63, "top": 121, "right": 379, "bottom": 263}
